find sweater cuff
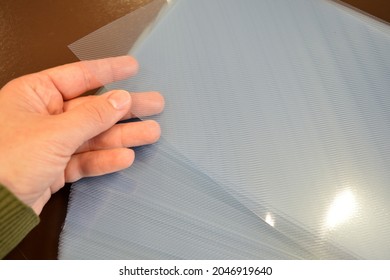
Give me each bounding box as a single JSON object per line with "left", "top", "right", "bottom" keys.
{"left": 0, "top": 184, "right": 39, "bottom": 259}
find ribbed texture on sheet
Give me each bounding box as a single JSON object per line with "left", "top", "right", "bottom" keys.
{"left": 60, "top": 0, "right": 390, "bottom": 259}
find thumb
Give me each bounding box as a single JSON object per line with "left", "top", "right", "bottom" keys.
{"left": 59, "top": 90, "right": 131, "bottom": 148}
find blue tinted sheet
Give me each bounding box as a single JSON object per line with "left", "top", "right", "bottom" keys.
{"left": 60, "top": 0, "right": 390, "bottom": 259}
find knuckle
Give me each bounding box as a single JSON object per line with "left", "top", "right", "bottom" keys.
{"left": 83, "top": 102, "right": 106, "bottom": 125}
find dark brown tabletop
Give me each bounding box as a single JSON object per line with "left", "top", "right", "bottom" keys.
{"left": 1, "top": 0, "right": 389, "bottom": 259}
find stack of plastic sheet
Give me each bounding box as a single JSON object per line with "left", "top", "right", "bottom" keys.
{"left": 59, "top": 0, "right": 390, "bottom": 259}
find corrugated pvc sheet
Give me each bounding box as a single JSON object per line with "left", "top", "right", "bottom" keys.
{"left": 59, "top": 0, "right": 390, "bottom": 259}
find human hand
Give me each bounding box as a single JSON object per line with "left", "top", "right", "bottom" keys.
{"left": 0, "top": 56, "right": 164, "bottom": 215}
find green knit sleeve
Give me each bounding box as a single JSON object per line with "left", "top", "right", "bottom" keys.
{"left": 0, "top": 184, "right": 39, "bottom": 259}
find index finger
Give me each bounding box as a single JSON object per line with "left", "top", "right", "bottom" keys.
{"left": 39, "top": 56, "right": 138, "bottom": 100}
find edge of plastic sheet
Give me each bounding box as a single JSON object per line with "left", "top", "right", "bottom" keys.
{"left": 329, "top": 0, "right": 390, "bottom": 33}
{"left": 68, "top": 0, "right": 171, "bottom": 61}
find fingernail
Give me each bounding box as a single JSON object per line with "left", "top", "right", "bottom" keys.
{"left": 108, "top": 91, "right": 131, "bottom": 110}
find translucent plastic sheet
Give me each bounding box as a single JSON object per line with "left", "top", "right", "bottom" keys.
{"left": 60, "top": 0, "right": 390, "bottom": 259}
{"left": 60, "top": 140, "right": 313, "bottom": 259}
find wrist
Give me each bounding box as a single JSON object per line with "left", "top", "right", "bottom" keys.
{"left": 0, "top": 173, "right": 34, "bottom": 211}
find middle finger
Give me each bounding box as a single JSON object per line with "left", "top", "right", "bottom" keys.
{"left": 76, "top": 119, "right": 161, "bottom": 153}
